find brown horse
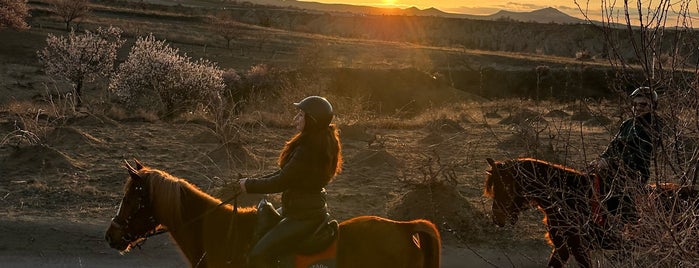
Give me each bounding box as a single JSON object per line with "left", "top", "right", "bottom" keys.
{"left": 484, "top": 157, "right": 699, "bottom": 268}
{"left": 105, "top": 160, "right": 441, "bottom": 268}
{"left": 485, "top": 157, "right": 598, "bottom": 268}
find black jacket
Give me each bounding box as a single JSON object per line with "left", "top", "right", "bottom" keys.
{"left": 601, "top": 112, "right": 661, "bottom": 183}
{"left": 244, "top": 143, "right": 331, "bottom": 219}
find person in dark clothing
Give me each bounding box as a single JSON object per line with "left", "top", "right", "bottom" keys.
{"left": 590, "top": 87, "right": 662, "bottom": 224}
{"left": 228, "top": 96, "right": 342, "bottom": 268}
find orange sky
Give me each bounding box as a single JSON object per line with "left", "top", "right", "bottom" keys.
{"left": 299, "top": 0, "right": 591, "bottom": 17}
{"left": 298, "top": 0, "right": 699, "bottom": 24}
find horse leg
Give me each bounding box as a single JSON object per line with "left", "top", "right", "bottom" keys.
{"left": 568, "top": 234, "right": 591, "bottom": 268}
{"left": 546, "top": 230, "right": 570, "bottom": 268}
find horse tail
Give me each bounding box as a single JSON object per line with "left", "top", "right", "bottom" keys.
{"left": 406, "top": 220, "right": 441, "bottom": 268}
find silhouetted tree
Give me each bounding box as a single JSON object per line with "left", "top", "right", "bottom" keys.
{"left": 49, "top": 0, "right": 90, "bottom": 31}
{"left": 211, "top": 14, "right": 239, "bottom": 49}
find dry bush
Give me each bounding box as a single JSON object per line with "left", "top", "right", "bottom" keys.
{"left": 109, "top": 33, "right": 224, "bottom": 119}
{"left": 398, "top": 150, "right": 459, "bottom": 188}
{"left": 1, "top": 0, "right": 30, "bottom": 30}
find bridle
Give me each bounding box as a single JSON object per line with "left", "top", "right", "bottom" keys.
{"left": 110, "top": 179, "right": 165, "bottom": 249}
{"left": 110, "top": 176, "right": 242, "bottom": 250}
{"left": 491, "top": 163, "right": 529, "bottom": 221}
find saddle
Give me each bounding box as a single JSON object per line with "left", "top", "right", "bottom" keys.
{"left": 254, "top": 198, "right": 338, "bottom": 255}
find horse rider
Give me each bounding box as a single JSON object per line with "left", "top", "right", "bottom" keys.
{"left": 228, "top": 96, "right": 343, "bottom": 268}
{"left": 589, "top": 86, "right": 663, "bottom": 225}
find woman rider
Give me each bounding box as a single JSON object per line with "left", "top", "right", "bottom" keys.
{"left": 229, "top": 96, "right": 342, "bottom": 268}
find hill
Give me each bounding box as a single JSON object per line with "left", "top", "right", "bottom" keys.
{"left": 138, "top": 0, "right": 586, "bottom": 24}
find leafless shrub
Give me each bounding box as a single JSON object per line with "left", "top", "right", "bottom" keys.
{"left": 398, "top": 150, "right": 458, "bottom": 187}
{"left": 49, "top": 0, "right": 91, "bottom": 31}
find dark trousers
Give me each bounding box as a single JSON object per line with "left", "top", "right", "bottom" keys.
{"left": 248, "top": 216, "right": 322, "bottom": 268}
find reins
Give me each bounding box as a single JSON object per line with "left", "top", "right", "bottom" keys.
{"left": 132, "top": 193, "right": 241, "bottom": 250}
{"left": 152, "top": 193, "right": 241, "bottom": 236}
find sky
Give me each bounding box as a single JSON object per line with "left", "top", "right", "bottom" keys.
{"left": 297, "top": 0, "right": 699, "bottom": 23}
{"left": 298, "top": 0, "right": 594, "bottom": 17}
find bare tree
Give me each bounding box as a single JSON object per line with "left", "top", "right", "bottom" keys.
{"left": 0, "top": 0, "right": 30, "bottom": 30}
{"left": 37, "top": 26, "right": 125, "bottom": 108}
{"left": 49, "top": 0, "right": 90, "bottom": 31}
{"left": 211, "top": 14, "right": 239, "bottom": 49}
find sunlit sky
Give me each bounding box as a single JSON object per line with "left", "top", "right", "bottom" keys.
{"left": 299, "top": 0, "right": 593, "bottom": 17}
{"left": 297, "top": 0, "right": 699, "bottom": 23}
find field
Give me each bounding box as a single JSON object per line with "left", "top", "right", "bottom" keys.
{"left": 1, "top": 1, "right": 684, "bottom": 267}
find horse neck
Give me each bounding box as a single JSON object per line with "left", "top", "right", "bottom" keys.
{"left": 149, "top": 179, "right": 228, "bottom": 231}
{"left": 510, "top": 161, "right": 555, "bottom": 202}
{"left": 149, "top": 178, "right": 257, "bottom": 265}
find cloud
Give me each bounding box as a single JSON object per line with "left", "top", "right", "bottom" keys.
{"left": 503, "top": 2, "right": 544, "bottom": 10}
{"left": 444, "top": 2, "right": 591, "bottom": 17}
{"left": 444, "top": 6, "right": 500, "bottom": 15}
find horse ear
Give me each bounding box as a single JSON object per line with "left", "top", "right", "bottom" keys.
{"left": 486, "top": 158, "right": 502, "bottom": 178}
{"left": 124, "top": 160, "right": 141, "bottom": 180}
{"left": 133, "top": 159, "right": 145, "bottom": 170}
{"left": 486, "top": 158, "right": 497, "bottom": 168}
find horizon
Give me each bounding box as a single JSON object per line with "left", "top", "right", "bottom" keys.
{"left": 297, "top": 0, "right": 593, "bottom": 18}
{"left": 296, "top": 0, "right": 699, "bottom": 24}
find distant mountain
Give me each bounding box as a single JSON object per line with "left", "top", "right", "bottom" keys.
{"left": 238, "top": 0, "right": 586, "bottom": 24}
{"left": 136, "top": 0, "right": 586, "bottom": 24}
{"left": 484, "top": 7, "right": 585, "bottom": 24}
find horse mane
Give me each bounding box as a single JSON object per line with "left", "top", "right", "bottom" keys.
{"left": 484, "top": 158, "right": 585, "bottom": 198}
{"left": 134, "top": 166, "right": 257, "bottom": 226}
{"left": 135, "top": 168, "right": 186, "bottom": 225}
{"left": 515, "top": 158, "right": 584, "bottom": 175}
{"left": 483, "top": 160, "right": 500, "bottom": 198}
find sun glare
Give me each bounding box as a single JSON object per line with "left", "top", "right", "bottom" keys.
{"left": 382, "top": 0, "right": 396, "bottom": 6}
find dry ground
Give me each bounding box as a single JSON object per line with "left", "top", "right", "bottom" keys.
{"left": 0, "top": 2, "right": 630, "bottom": 267}
{"left": 0, "top": 92, "right": 621, "bottom": 267}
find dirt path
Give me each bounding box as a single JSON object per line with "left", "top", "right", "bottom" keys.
{"left": 0, "top": 217, "right": 549, "bottom": 267}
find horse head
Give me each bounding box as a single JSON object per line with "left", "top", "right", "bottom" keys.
{"left": 485, "top": 158, "right": 524, "bottom": 227}
{"left": 105, "top": 159, "right": 162, "bottom": 252}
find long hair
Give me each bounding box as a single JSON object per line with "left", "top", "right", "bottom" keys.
{"left": 278, "top": 123, "right": 342, "bottom": 183}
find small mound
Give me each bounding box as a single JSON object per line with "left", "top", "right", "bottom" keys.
{"left": 204, "top": 142, "right": 257, "bottom": 170}
{"left": 545, "top": 109, "right": 570, "bottom": 118}
{"left": 571, "top": 110, "right": 594, "bottom": 121}
{"left": 584, "top": 115, "right": 612, "bottom": 126}
{"left": 347, "top": 148, "right": 400, "bottom": 169}
{"left": 189, "top": 129, "right": 221, "bottom": 144}
{"left": 498, "top": 109, "right": 546, "bottom": 125}
{"left": 45, "top": 127, "right": 103, "bottom": 147}
{"left": 484, "top": 111, "right": 501, "bottom": 118}
{"left": 1, "top": 145, "right": 83, "bottom": 175}
{"left": 387, "top": 183, "right": 489, "bottom": 243}
{"left": 418, "top": 132, "right": 444, "bottom": 145}
{"left": 339, "top": 124, "right": 375, "bottom": 142}
{"left": 426, "top": 118, "right": 464, "bottom": 133}
{"left": 66, "top": 114, "right": 119, "bottom": 126}
{"left": 459, "top": 113, "right": 476, "bottom": 124}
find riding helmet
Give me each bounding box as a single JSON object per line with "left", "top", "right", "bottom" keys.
{"left": 630, "top": 86, "right": 658, "bottom": 105}
{"left": 294, "top": 96, "right": 333, "bottom": 126}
